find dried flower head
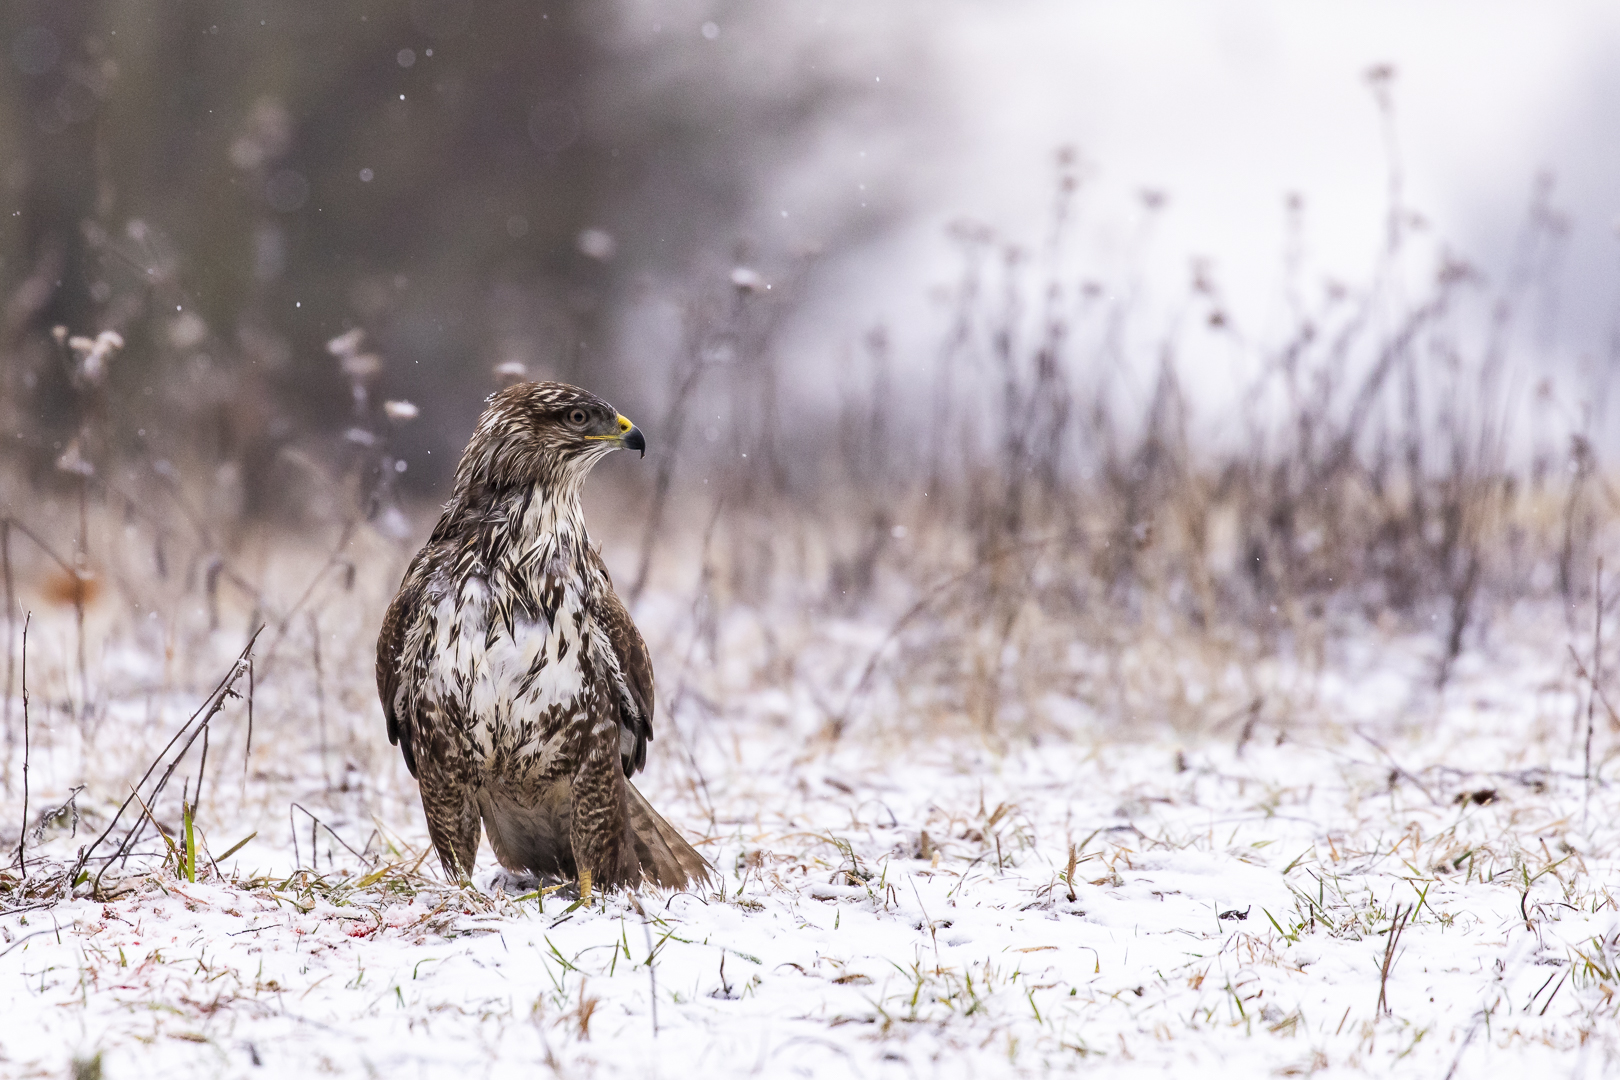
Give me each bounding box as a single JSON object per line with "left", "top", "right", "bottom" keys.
{"left": 493, "top": 361, "right": 529, "bottom": 385}
{"left": 341, "top": 353, "right": 383, "bottom": 381}
{"left": 67, "top": 330, "right": 124, "bottom": 384}
{"left": 327, "top": 328, "right": 365, "bottom": 358}
{"left": 55, "top": 438, "right": 95, "bottom": 477}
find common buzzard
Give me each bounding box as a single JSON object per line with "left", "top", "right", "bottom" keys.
{"left": 377, "top": 381, "right": 710, "bottom": 896}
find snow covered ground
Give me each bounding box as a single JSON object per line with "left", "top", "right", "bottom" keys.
{"left": 2, "top": 563, "right": 1619, "bottom": 1078}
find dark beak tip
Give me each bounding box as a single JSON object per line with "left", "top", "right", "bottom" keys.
{"left": 623, "top": 425, "right": 647, "bottom": 457}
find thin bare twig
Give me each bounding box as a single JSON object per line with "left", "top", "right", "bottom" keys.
{"left": 628, "top": 891, "right": 659, "bottom": 1038}
{"left": 78, "top": 628, "right": 261, "bottom": 892}
{"left": 1355, "top": 729, "right": 1440, "bottom": 806}
{"left": 74, "top": 473, "right": 89, "bottom": 724}
{"left": 196, "top": 724, "right": 210, "bottom": 820}
{"left": 1565, "top": 646, "right": 1620, "bottom": 732}
{"left": 243, "top": 657, "right": 255, "bottom": 782}
{"left": 1584, "top": 558, "right": 1603, "bottom": 825}
{"left": 254, "top": 520, "right": 357, "bottom": 682}
{"left": 126, "top": 783, "right": 179, "bottom": 873}
{"left": 629, "top": 355, "right": 707, "bottom": 606}
{"left": 0, "top": 928, "right": 56, "bottom": 960}
{"left": 0, "top": 520, "right": 85, "bottom": 727}
{"left": 0, "top": 518, "right": 77, "bottom": 576}
{"left": 3, "top": 521, "right": 13, "bottom": 763}
{"left": 309, "top": 612, "right": 329, "bottom": 787}
{"left": 290, "top": 803, "right": 375, "bottom": 870}
{"left": 827, "top": 537, "right": 1058, "bottom": 737}
{"left": 15, "top": 613, "right": 30, "bottom": 878}
{"left": 1377, "top": 902, "right": 1413, "bottom": 1016}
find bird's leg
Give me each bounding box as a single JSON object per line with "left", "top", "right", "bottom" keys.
{"left": 569, "top": 717, "right": 624, "bottom": 897}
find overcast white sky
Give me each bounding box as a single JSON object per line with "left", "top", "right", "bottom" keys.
{"left": 775, "top": 0, "right": 1620, "bottom": 396}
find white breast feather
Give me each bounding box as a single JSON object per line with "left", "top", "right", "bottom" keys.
{"left": 427, "top": 573, "right": 593, "bottom": 765}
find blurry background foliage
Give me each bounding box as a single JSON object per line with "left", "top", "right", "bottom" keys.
{"left": 3, "top": 1, "right": 1620, "bottom": 720}
{"left": 0, "top": 0, "right": 905, "bottom": 512}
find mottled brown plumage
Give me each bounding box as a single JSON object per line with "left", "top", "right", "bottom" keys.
{"left": 377, "top": 381, "right": 711, "bottom": 895}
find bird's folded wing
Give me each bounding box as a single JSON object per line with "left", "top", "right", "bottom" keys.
{"left": 377, "top": 564, "right": 426, "bottom": 778}
{"left": 589, "top": 547, "right": 655, "bottom": 775}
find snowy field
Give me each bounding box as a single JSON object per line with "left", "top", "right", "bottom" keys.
{"left": 2, "top": 532, "right": 1619, "bottom": 1079}
{"left": 10, "top": 3, "right": 1620, "bottom": 1076}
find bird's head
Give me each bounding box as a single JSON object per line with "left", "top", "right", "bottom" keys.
{"left": 456, "top": 381, "right": 645, "bottom": 496}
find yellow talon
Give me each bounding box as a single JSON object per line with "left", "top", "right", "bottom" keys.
{"left": 578, "top": 868, "right": 593, "bottom": 899}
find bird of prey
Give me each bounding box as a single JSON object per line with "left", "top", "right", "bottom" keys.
{"left": 376, "top": 381, "right": 710, "bottom": 896}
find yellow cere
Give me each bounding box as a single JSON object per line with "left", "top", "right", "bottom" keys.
{"left": 616, "top": 415, "right": 633, "bottom": 433}
{"left": 585, "top": 415, "right": 635, "bottom": 442}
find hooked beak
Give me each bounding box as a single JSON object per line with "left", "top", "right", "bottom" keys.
{"left": 586, "top": 414, "right": 646, "bottom": 457}
{"left": 617, "top": 415, "right": 646, "bottom": 458}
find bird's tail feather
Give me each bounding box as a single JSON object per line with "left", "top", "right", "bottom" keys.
{"left": 626, "top": 782, "right": 712, "bottom": 890}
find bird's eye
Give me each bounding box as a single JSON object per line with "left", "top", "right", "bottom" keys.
{"left": 567, "top": 408, "right": 588, "bottom": 426}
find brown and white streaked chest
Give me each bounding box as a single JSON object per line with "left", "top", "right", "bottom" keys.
{"left": 419, "top": 504, "right": 611, "bottom": 776}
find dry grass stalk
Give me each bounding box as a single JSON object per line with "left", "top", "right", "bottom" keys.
{"left": 1376, "top": 902, "right": 1412, "bottom": 1016}
{"left": 75, "top": 630, "right": 261, "bottom": 895}
{"left": 14, "top": 612, "right": 29, "bottom": 879}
